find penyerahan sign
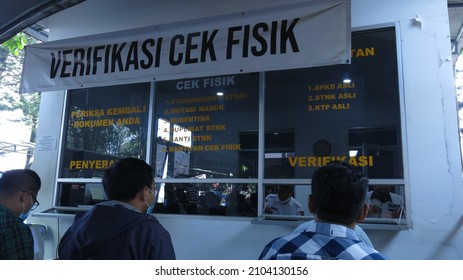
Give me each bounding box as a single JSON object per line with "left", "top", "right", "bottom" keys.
{"left": 20, "top": 0, "right": 351, "bottom": 93}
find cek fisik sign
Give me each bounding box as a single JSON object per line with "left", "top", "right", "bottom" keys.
{"left": 20, "top": 0, "right": 351, "bottom": 93}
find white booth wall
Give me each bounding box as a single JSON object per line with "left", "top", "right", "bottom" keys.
{"left": 28, "top": 0, "right": 463, "bottom": 259}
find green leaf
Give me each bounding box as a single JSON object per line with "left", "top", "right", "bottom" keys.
{"left": 1, "top": 33, "right": 28, "bottom": 56}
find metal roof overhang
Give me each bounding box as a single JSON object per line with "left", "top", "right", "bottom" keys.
{"left": 0, "top": 0, "right": 85, "bottom": 44}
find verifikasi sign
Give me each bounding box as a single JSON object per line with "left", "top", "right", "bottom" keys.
{"left": 20, "top": 0, "right": 351, "bottom": 93}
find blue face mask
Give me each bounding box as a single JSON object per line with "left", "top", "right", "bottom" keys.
{"left": 19, "top": 202, "right": 31, "bottom": 222}
{"left": 19, "top": 193, "right": 38, "bottom": 222}
{"left": 145, "top": 188, "right": 156, "bottom": 214}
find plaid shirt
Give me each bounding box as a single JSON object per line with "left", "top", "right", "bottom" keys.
{"left": 0, "top": 204, "right": 34, "bottom": 260}
{"left": 259, "top": 221, "right": 386, "bottom": 260}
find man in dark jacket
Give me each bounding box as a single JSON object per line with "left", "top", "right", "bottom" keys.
{"left": 58, "top": 158, "right": 176, "bottom": 260}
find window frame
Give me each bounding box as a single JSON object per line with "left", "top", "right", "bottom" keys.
{"left": 51, "top": 23, "right": 409, "bottom": 229}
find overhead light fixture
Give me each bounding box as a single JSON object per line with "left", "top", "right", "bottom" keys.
{"left": 343, "top": 78, "right": 352, "bottom": 84}
{"left": 216, "top": 92, "right": 224, "bottom": 96}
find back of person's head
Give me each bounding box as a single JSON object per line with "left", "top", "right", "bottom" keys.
{"left": 102, "top": 158, "right": 154, "bottom": 201}
{"left": 311, "top": 161, "right": 368, "bottom": 225}
{"left": 0, "top": 169, "right": 41, "bottom": 197}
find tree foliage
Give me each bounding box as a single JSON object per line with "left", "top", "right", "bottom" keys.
{"left": 2, "top": 33, "right": 28, "bottom": 56}
{"left": 0, "top": 33, "right": 41, "bottom": 142}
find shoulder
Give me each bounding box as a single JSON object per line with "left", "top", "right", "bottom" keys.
{"left": 293, "top": 220, "right": 314, "bottom": 233}
{"left": 265, "top": 194, "right": 278, "bottom": 200}
{"left": 132, "top": 214, "right": 171, "bottom": 236}
{"left": 354, "top": 225, "right": 374, "bottom": 248}
{"left": 354, "top": 243, "right": 387, "bottom": 260}
{"left": 289, "top": 197, "right": 303, "bottom": 206}
{"left": 366, "top": 191, "right": 373, "bottom": 200}
{"left": 259, "top": 231, "right": 315, "bottom": 260}
{"left": 262, "top": 230, "right": 385, "bottom": 260}
{"left": 0, "top": 208, "right": 30, "bottom": 234}
{"left": 332, "top": 235, "right": 386, "bottom": 260}
{"left": 0, "top": 209, "right": 34, "bottom": 259}
{"left": 389, "top": 193, "right": 404, "bottom": 203}
{"left": 130, "top": 215, "right": 176, "bottom": 259}
{"left": 364, "top": 252, "right": 387, "bottom": 260}
{"left": 264, "top": 231, "right": 309, "bottom": 251}
{"left": 0, "top": 205, "right": 16, "bottom": 220}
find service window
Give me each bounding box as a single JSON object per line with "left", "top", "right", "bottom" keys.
{"left": 264, "top": 27, "right": 403, "bottom": 180}
{"left": 152, "top": 73, "right": 259, "bottom": 179}
{"left": 56, "top": 83, "right": 151, "bottom": 208}
{"left": 367, "top": 184, "right": 406, "bottom": 220}
{"left": 52, "top": 27, "right": 407, "bottom": 225}
{"left": 154, "top": 183, "right": 257, "bottom": 217}
{"left": 151, "top": 73, "right": 259, "bottom": 217}
{"left": 60, "top": 83, "right": 151, "bottom": 178}
{"left": 262, "top": 27, "right": 406, "bottom": 224}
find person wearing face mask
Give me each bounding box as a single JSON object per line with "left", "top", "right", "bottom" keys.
{"left": 264, "top": 185, "right": 304, "bottom": 216}
{"left": 0, "top": 169, "right": 41, "bottom": 260}
{"left": 58, "top": 158, "right": 176, "bottom": 259}
{"left": 366, "top": 185, "right": 404, "bottom": 219}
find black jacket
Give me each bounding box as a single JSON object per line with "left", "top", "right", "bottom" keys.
{"left": 58, "top": 203, "right": 176, "bottom": 260}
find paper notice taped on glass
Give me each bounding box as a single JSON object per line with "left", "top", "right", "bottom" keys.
{"left": 36, "top": 136, "right": 57, "bottom": 152}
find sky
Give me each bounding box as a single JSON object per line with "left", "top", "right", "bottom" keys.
{"left": 0, "top": 109, "right": 32, "bottom": 171}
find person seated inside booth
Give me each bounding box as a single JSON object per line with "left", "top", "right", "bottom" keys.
{"left": 264, "top": 185, "right": 304, "bottom": 216}
{"left": 366, "top": 185, "right": 404, "bottom": 219}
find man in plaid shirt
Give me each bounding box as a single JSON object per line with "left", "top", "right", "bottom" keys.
{"left": 0, "top": 169, "right": 41, "bottom": 259}
{"left": 259, "top": 161, "right": 386, "bottom": 260}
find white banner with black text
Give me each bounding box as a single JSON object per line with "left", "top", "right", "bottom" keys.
{"left": 20, "top": 0, "right": 351, "bottom": 93}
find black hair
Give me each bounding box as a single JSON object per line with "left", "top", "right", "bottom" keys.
{"left": 102, "top": 158, "right": 154, "bottom": 201}
{"left": 311, "top": 161, "right": 368, "bottom": 225}
{"left": 0, "top": 169, "right": 41, "bottom": 196}
{"left": 277, "top": 185, "right": 294, "bottom": 192}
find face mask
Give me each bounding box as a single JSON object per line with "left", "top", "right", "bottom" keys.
{"left": 279, "top": 197, "right": 291, "bottom": 205}
{"left": 144, "top": 188, "right": 156, "bottom": 214}
{"left": 19, "top": 201, "right": 31, "bottom": 222}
